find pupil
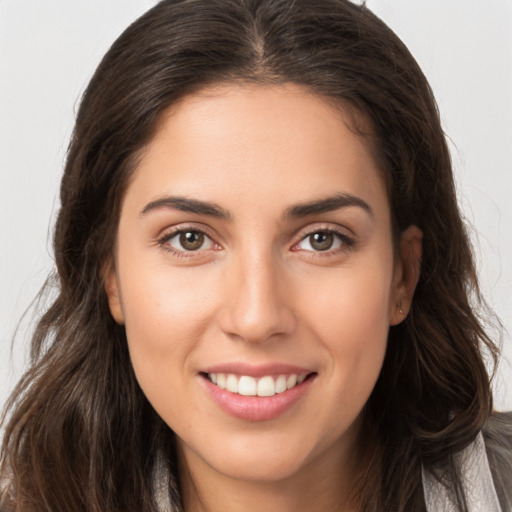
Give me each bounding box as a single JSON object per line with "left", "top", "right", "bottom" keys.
{"left": 310, "top": 232, "right": 333, "bottom": 251}
{"left": 180, "top": 231, "right": 204, "bottom": 250}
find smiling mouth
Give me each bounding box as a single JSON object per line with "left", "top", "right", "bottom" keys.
{"left": 203, "top": 372, "right": 315, "bottom": 397}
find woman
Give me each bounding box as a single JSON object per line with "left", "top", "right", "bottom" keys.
{"left": 1, "top": 0, "right": 510, "bottom": 510}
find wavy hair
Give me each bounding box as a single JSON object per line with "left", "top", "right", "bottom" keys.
{"left": 1, "top": 0, "right": 505, "bottom": 510}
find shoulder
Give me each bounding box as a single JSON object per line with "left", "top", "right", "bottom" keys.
{"left": 483, "top": 411, "right": 512, "bottom": 511}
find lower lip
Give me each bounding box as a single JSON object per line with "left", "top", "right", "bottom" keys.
{"left": 201, "top": 375, "right": 315, "bottom": 421}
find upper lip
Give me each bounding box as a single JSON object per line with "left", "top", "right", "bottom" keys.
{"left": 200, "top": 362, "right": 315, "bottom": 378}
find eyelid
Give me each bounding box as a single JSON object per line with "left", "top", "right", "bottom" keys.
{"left": 294, "top": 221, "right": 355, "bottom": 238}
{"left": 290, "top": 224, "right": 356, "bottom": 253}
{"left": 156, "top": 223, "right": 222, "bottom": 255}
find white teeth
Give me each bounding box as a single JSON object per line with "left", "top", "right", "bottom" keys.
{"left": 257, "top": 376, "right": 275, "bottom": 397}
{"left": 287, "top": 374, "right": 297, "bottom": 389}
{"left": 216, "top": 373, "right": 226, "bottom": 389}
{"left": 207, "top": 372, "right": 309, "bottom": 397}
{"left": 238, "top": 376, "right": 257, "bottom": 396}
{"left": 275, "top": 375, "right": 287, "bottom": 393}
{"left": 226, "top": 374, "right": 239, "bottom": 393}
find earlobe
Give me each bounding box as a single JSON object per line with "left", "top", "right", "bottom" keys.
{"left": 389, "top": 225, "right": 423, "bottom": 326}
{"left": 104, "top": 262, "right": 125, "bottom": 325}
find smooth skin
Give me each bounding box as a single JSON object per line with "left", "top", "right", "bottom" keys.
{"left": 106, "top": 83, "right": 422, "bottom": 512}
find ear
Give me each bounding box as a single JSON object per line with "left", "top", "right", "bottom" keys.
{"left": 104, "top": 260, "right": 125, "bottom": 325}
{"left": 389, "top": 225, "right": 422, "bottom": 326}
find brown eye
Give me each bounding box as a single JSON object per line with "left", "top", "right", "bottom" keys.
{"left": 160, "top": 228, "right": 218, "bottom": 256}
{"left": 309, "top": 232, "right": 334, "bottom": 251}
{"left": 294, "top": 229, "right": 351, "bottom": 254}
{"left": 179, "top": 231, "right": 205, "bottom": 251}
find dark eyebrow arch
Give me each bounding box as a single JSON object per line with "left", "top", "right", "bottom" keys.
{"left": 285, "top": 193, "right": 374, "bottom": 219}
{"left": 140, "top": 196, "right": 231, "bottom": 220}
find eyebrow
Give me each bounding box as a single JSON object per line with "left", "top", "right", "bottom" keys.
{"left": 140, "top": 192, "right": 373, "bottom": 221}
{"left": 140, "top": 196, "right": 231, "bottom": 220}
{"left": 284, "top": 193, "right": 374, "bottom": 219}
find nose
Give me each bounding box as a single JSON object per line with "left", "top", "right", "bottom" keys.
{"left": 218, "top": 252, "right": 296, "bottom": 344}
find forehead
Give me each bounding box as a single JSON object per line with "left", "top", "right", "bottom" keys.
{"left": 125, "top": 83, "right": 388, "bottom": 221}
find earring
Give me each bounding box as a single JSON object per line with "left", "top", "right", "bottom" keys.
{"left": 398, "top": 300, "right": 404, "bottom": 315}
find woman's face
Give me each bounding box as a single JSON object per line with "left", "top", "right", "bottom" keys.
{"left": 106, "top": 84, "right": 420, "bottom": 484}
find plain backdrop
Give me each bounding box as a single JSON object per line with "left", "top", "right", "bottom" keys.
{"left": 1, "top": 0, "right": 511, "bottom": 413}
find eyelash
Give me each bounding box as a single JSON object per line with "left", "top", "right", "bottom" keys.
{"left": 157, "top": 225, "right": 219, "bottom": 258}
{"left": 156, "top": 225, "right": 355, "bottom": 258}
{"left": 291, "top": 227, "right": 355, "bottom": 255}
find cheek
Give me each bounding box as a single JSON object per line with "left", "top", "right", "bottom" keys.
{"left": 300, "top": 257, "right": 393, "bottom": 398}
{"left": 304, "top": 262, "right": 393, "bottom": 344}
{"left": 116, "top": 257, "right": 218, "bottom": 398}
{"left": 121, "top": 260, "right": 214, "bottom": 339}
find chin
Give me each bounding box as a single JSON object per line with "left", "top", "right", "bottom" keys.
{"left": 212, "top": 452, "right": 310, "bottom": 483}
{"left": 179, "top": 427, "right": 329, "bottom": 485}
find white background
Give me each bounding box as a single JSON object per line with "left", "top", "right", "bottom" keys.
{"left": 1, "top": 0, "right": 511, "bottom": 413}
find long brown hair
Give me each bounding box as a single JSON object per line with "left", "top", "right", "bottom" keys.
{"left": 1, "top": 1, "right": 504, "bottom": 510}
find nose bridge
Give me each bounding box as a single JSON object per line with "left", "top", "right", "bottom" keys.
{"left": 219, "top": 245, "right": 295, "bottom": 343}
